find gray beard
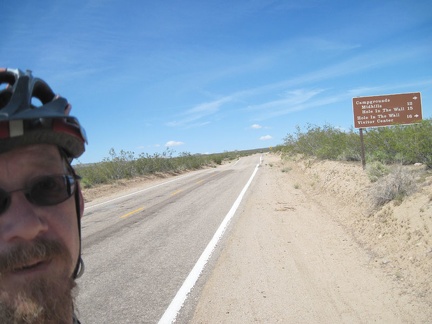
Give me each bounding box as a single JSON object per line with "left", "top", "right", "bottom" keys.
{"left": 0, "top": 238, "right": 77, "bottom": 324}
{"left": 0, "top": 277, "right": 77, "bottom": 324}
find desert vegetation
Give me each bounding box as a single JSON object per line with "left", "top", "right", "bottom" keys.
{"left": 75, "top": 148, "right": 264, "bottom": 188}
{"left": 279, "top": 119, "right": 432, "bottom": 167}
{"left": 277, "top": 118, "right": 432, "bottom": 208}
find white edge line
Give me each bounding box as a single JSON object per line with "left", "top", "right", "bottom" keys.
{"left": 158, "top": 159, "right": 261, "bottom": 324}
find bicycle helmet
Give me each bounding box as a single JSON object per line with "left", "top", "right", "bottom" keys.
{"left": 0, "top": 68, "right": 87, "bottom": 158}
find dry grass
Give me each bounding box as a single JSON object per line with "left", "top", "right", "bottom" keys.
{"left": 368, "top": 166, "right": 418, "bottom": 208}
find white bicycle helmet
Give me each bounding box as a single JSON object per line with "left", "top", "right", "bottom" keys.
{"left": 0, "top": 68, "right": 87, "bottom": 158}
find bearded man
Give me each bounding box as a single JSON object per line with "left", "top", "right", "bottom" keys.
{"left": 0, "top": 68, "right": 87, "bottom": 323}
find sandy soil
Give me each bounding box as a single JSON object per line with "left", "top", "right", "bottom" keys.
{"left": 82, "top": 154, "right": 432, "bottom": 323}
{"left": 190, "top": 154, "right": 432, "bottom": 323}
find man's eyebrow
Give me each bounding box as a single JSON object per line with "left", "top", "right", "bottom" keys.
{"left": 30, "top": 150, "right": 63, "bottom": 169}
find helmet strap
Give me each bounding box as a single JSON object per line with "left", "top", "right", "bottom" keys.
{"left": 72, "top": 168, "right": 83, "bottom": 279}
{"left": 58, "top": 146, "right": 83, "bottom": 279}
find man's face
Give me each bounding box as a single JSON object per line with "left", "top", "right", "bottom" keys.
{"left": 0, "top": 144, "right": 81, "bottom": 323}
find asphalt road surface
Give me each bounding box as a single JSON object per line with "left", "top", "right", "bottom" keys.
{"left": 76, "top": 155, "right": 261, "bottom": 323}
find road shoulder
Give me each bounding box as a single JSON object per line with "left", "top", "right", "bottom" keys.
{"left": 191, "top": 154, "right": 430, "bottom": 323}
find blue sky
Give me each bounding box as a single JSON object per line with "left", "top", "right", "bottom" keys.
{"left": 2, "top": 0, "right": 431, "bottom": 163}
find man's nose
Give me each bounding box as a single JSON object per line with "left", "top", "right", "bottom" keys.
{"left": 0, "top": 192, "right": 48, "bottom": 242}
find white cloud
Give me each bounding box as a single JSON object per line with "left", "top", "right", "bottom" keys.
{"left": 165, "top": 141, "right": 184, "bottom": 147}
{"left": 167, "top": 96, "right": 232, "bottom": 128}
{"left": 251, "top": 124, "right": 262, "bottom": 129}
{"left": 259, "top": 135, "right": 272, "bottom": 141}
{"left": 246, "top": 88, "right": 324, "bottom": 112}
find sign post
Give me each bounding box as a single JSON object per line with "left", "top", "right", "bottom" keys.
{"left": 359, "top": 128, "right": 366, "bottom": 170}
{"left": 352, "top": 92, "right": 422, "bottom": 169}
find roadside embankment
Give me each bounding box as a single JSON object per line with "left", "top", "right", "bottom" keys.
{"left": 191, "top": 153, "right": 431, "bottom": 323}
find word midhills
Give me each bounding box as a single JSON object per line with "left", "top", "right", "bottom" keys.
{"left": 361, "top": 104, "right": 382, "bottom": 109}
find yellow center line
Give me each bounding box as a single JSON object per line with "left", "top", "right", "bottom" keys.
{"left": 171, "top": 189, "right": 183, "bottom": 196}
{"left": 171, "top": 172, "right": 219, "bottom": 196}
{"left": 120, "top": 206, "right": 145, "bottom": 219}
{"left": 196, "top": 172, "right": 218, "bottom": 184}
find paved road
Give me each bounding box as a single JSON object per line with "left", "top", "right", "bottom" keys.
{"left": 76, "top": 155, "right": 261, "bottom": 323}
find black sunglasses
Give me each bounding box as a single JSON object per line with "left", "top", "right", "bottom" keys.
{"left": 0, "top": 174, "right": 80, "bottom": 214}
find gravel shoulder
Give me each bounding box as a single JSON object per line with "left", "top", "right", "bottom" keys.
{"left": 190, "top": 154, "right": 432, "bottom": 323}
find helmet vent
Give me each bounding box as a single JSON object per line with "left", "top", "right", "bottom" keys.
{"left": 31, "top": 96, "right": 43, "bottom": 109}
{"left": 0, "top": 74, "right": 14, "bottom": 109}
{"left": 32, "top": 79, "right": 55, "bottom": 105}
{"left": 0, "top": 89, "right": 12, "bottom": 110}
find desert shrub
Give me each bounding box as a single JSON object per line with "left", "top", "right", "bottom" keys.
{"left": 366, "top": 161, "right": 390, "bottom": 182}
{"left": 368, "top": 167, "right": 417, "bottom": 208}
{"left": 283, "top": 124, "right": 361, "bottom": 161}
{"left": 364, "top": 119, "right": 432, "bottom": 166}
{"left": 336, "top": 133, "right": 362, "bottom": 161}
{"left": 212, "top": 154, "right": 224, "bottom": 165}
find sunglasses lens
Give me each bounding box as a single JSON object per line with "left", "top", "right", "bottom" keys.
{"left": 29, "top": 175, "right": 76, "bottom": 206}
{"left": 0, "top": 189, "right": 10, "bottom": 214}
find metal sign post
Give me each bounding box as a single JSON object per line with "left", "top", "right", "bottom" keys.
{"left": 359, "top": 128, "right": 366, "bottom": 170}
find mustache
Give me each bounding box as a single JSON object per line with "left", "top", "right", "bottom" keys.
{"left": 0, "top": 238, "right": 67, "bottom": 274}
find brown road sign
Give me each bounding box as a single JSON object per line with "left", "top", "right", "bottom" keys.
{"left": 353, "top": 92, "right": 422, "bottom": 128}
